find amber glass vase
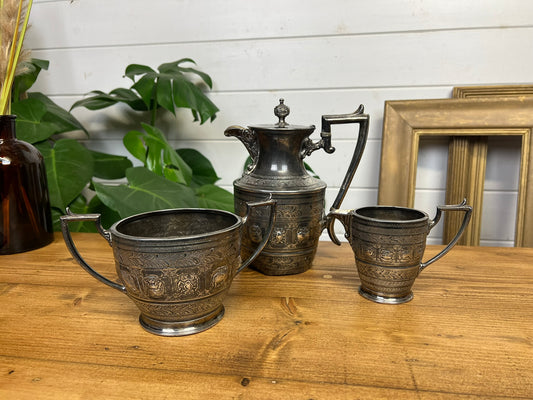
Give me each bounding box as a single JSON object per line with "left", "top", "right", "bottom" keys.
{"left": 0, "top": 115, "right": 53, "bottom": 254}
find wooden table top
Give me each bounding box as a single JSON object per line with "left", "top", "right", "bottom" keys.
{"left": 0, "top": 232, "right": 532, "bottom": 399}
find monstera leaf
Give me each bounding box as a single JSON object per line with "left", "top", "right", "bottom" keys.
{"left": 11, "top": 58, "right": 229, "bottom": 233}
{"left": 195, "top": 184, "right": 234, "bottom": 212}
{"left": 35, "top": 139, "right": 94, "bottom": 212}
{"left": 71, "top": 59, "right": 219, "bottom": 124}
{"left": 176, "top": 148, "right": 221, "bottom": 187}
{"left": 11, "top": 98, "right": 57, "bottom": 143}
{"left": 90, "top": 150, "right": 133, "bottom": 180}
{"left": 94, "top": 167, "right": 198, "bottom": 219}
{"left": 123, "top": 123, "right": 192, "bottom": 184}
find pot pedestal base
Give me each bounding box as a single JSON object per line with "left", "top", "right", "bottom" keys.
{"left": 139, "top": 306, "right": 225, "bottom": 337}
{"left": 358, "top": 287, "right": 414, "bottom": 304}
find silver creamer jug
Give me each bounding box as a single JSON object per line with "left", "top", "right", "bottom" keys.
{"left": 225, "top": 99, "right": 369, "bottom": 275}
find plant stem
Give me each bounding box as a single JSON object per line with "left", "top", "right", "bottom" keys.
{"left": 151, "top": 106, "right": 157, "bottom": 126}
{"left": 0, "top": 0, "right": 32, "bottom": 114}
{"left": 150, "top": 80, "right": 157, "bottom": 125}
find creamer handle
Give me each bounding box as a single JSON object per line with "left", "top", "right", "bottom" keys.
{"left": 420, "top": 200, "right": 472, "bottom": 272}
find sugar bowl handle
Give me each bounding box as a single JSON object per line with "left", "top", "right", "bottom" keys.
{"left": 238, "top": 197, "right": 277, "bottom": 273}
{"left": 60, "top": 209, "right": 126, "bottom": 293}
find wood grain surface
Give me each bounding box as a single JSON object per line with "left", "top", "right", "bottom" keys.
{"left": 0, "top": 233, "right": 532, "bottom": 399}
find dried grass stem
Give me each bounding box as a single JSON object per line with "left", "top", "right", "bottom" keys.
{"left": 0, "top": 0, "right": 32, "bottom": 115}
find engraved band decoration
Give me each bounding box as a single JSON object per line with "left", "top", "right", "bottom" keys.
{"left": 60, "top": 199, "right": 276, "bottom": 336}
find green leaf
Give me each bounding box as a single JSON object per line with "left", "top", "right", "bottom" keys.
{"left": 175, "top": 66, "right": 214, "bottom": 89}
{"left": 158, "top": 59, "right": 213, "bottom": 88}
{"left": 71, "top": 59, "right": 218, "bottom": 123}
{"left": 132, "top": 74, "right": 156, "bottom": 108}
{"left": 144, "top": 134, "right": 165, "bottom": 175}
{"left": 13, "top": 94, "right": 87, "bottom": 143}
{"left": 173, "top": 79, "right": 218, "bottom": 124}
{"left": 11, "top": 98, "right": 56, "bottom": 143}
{"left": 32, "top": 59, "right": 52, "bottom": 70}
{"left": 109, "top": 88, "right": 146, "bottom": 110}
{"left": 155, "top": 76, "right": 175, "bottom": 115}
{"left": 157, "top": 58, "right": 196, "bottom": 72}
{"left": 50, "top": 207, "right": 63, "bottom": 232}
{"left": 90, "top": 150, "right": 133, "bottom": 179}
{"left": 125, "top": 64, "right": 156, "bottom": 81}
{"left": 87, "top": 195, "right": 122, "bottom": 229}
{"left": 177, "top": 148, "right": 220, "bottom": 187}
{"left": 304, "top": 162, "right": 320, "bottom": 179}
{"left": 195, "top": 184, "right": 234, "bottom": 212}
{"left": 162, "top": 147, "right": 183, "bottom": 182}
{"left": 71, "top": 89, "right": 147, "bottom": 112}
{"left": 12, "top": 58, "right": 49, "bottom": 101}
{"left": 136, "top": 124, "right": 193, "bottom": 185}
{"left": 70, "top": 90, "right": 118, "bottom": 110}
{"left": 123, "top": 130, "right": 147, "bottom": 163}
{"left": 28, "top": 92, "right": 87, "bottom": 135}
{"left": 94, "top": 167, "right": 198, "bottom": 219}
{"left": 37, "top": 139, "right": 94, "bottom": 211}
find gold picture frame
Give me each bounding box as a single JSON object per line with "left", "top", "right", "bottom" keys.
{"left": 444, "top": 85, "right": 533, "bottom": 245}
{"left": 453, "top": 84, "right": 533, "bottom": 98}
{"left": 378, "top": 96, "right": 533, "bottom": 247}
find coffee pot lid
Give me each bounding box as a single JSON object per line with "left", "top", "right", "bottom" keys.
{"left": 247, "top": 99, "right": 315, "bottom": 131}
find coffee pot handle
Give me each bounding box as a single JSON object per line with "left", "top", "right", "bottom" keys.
{"left": 60, "top": 209, "right": 127, "bottom": 293}
{"left": 420, "top": 199, "right": 473, "bottom": 272}
{"left": 238, "top": 197, "right": 277, "bottom": 273}
{"left": 322, "top": 105, "right": 369, "bottom": 241}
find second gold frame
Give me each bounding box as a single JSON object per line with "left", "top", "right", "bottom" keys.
{"left": 378, "top": 96, "right": 532, "bottom": 247}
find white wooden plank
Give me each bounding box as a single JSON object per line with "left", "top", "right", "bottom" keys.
{"left": 416, "top": 138, "right": 449, "bottom": 190}
{"left": 52, "top": 86, "right": 452, "bottom": 143}
{"left": 24, "top": 0, "right": 527, "bottom": 246}
{"left": 325, "top": 187, "right": 378, "bottom": 212}
{"left": 26, "top": 0, "right": 533, "bottom": 49}
{"left": 30, "top": 27, "right": 533, "bottom": 96}
{"left": 480, "top": 191, "right": 518, "bottom": 243}
{"left": 303, "top": 139, "right": 381, "bottom": 190}
{"left": 485, "top": 136, "right": 521, "bottom": 191}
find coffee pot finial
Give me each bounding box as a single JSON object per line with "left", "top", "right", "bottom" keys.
{"left": 274, "top": 98, "right": 290, "bottom": 127}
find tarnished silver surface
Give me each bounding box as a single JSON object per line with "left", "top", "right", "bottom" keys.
{"left": 328, "top": 201, "right": 472, "bottom": 304}
{"left": 60, "top": 200, "right": 275, "bottom": 336}
{"left": 225, "top": 99, "right": 369, "bottom": 275}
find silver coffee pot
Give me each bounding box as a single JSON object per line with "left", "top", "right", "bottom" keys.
{"left": 225, "top": 99, "right": 369, "bottom": 275}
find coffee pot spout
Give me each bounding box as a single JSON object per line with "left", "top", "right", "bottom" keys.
{"left": 224, "top": 125, "right": 258, "bottom": 170}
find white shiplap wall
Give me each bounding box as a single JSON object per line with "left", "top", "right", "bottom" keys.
{"left": 25, "top": 0, "right": 533, "bottom": 246}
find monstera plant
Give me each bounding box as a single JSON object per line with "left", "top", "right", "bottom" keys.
{"left": 12, "top": 58, "right": 233, "bottom": 231}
